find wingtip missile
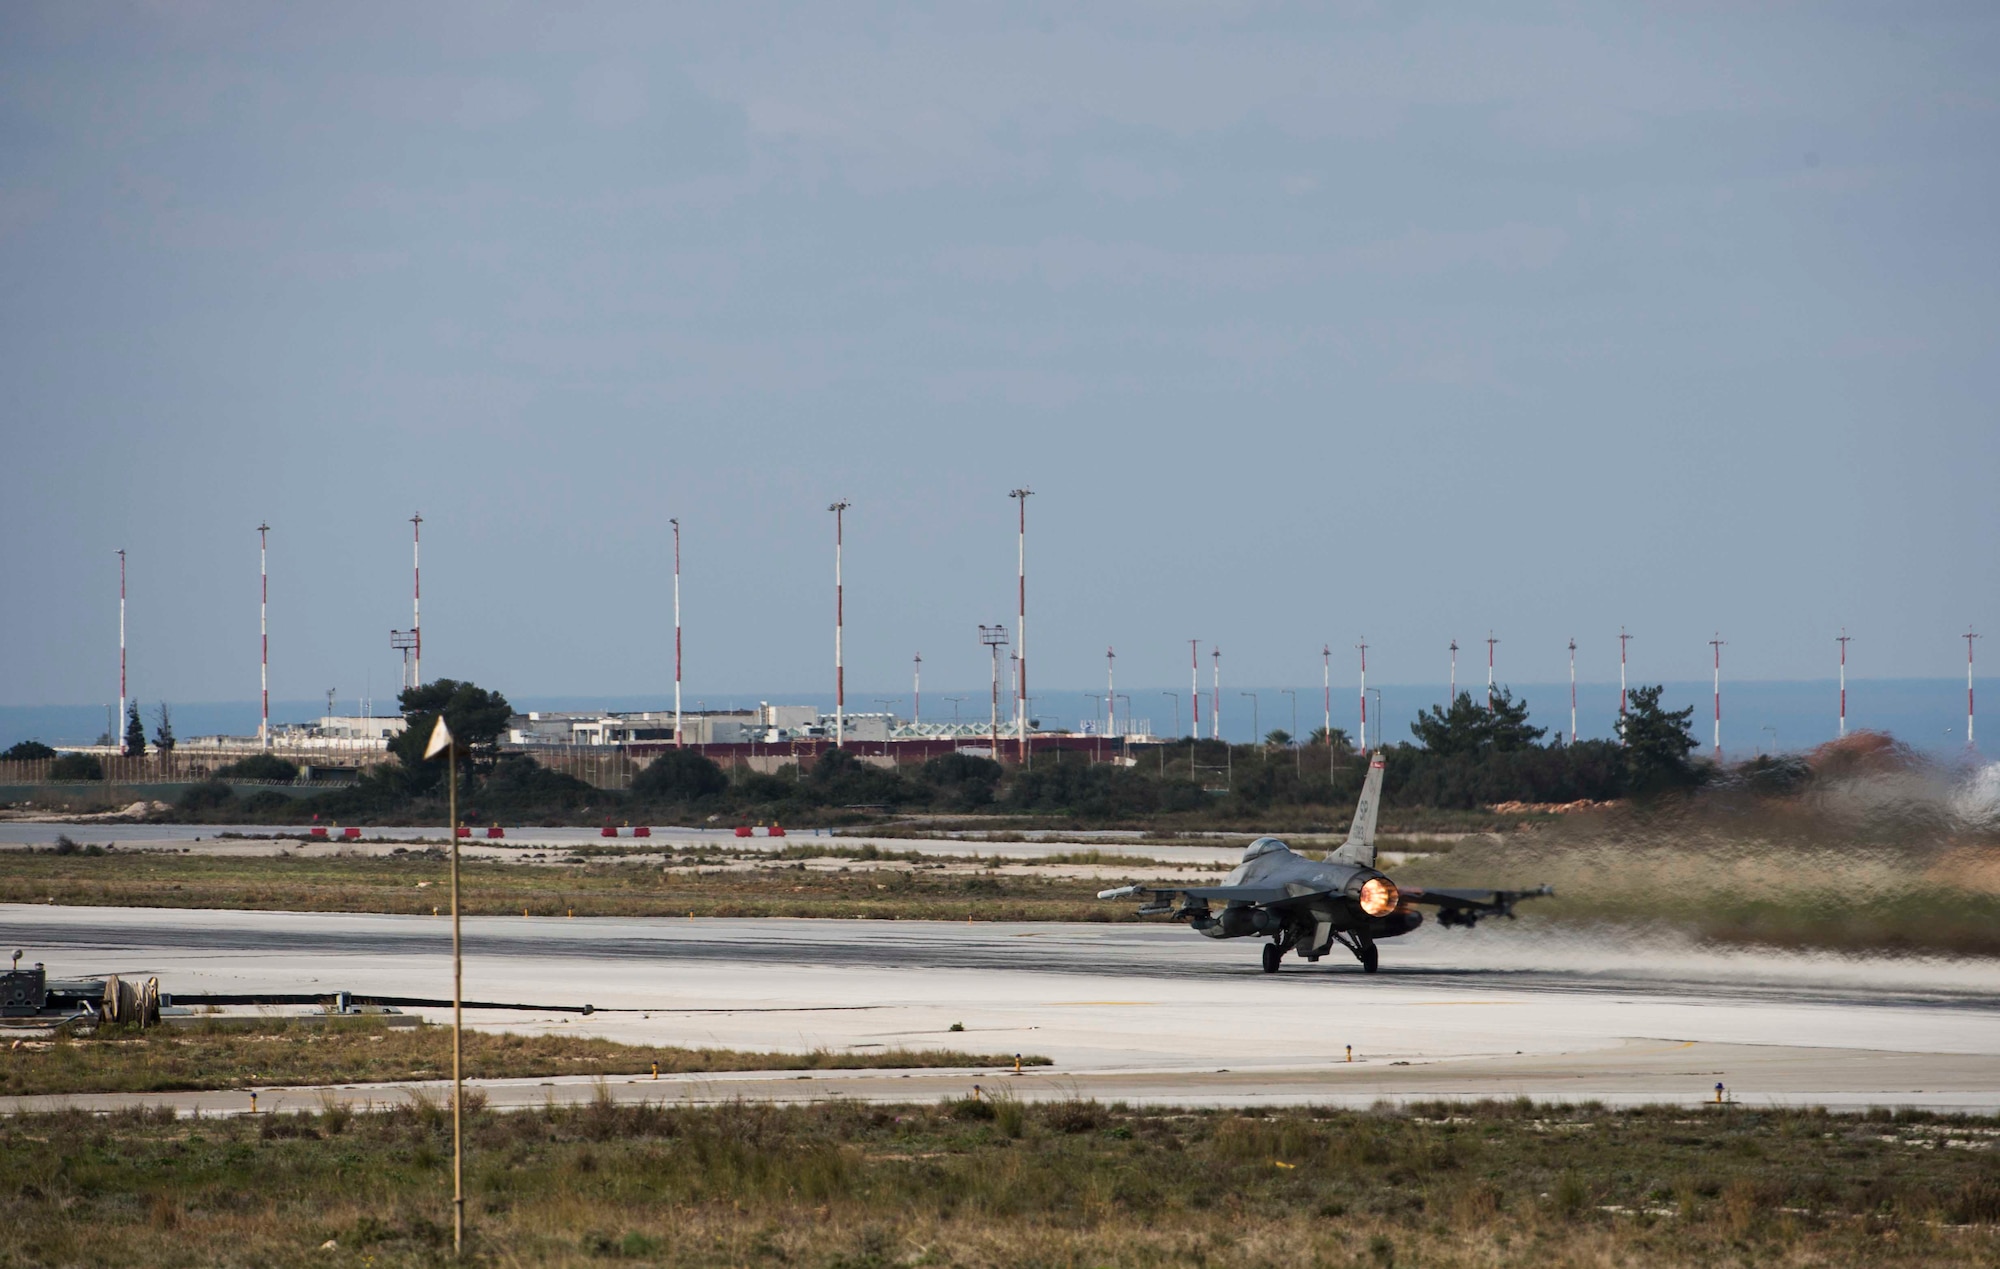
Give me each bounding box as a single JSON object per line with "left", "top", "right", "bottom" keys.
{"left": 1097, "top": 884, "right": 1143, "bottom": 901}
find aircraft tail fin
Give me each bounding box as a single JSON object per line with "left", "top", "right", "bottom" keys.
{"left": 1327, "top": 753, "right": 1387, "bottom": 867}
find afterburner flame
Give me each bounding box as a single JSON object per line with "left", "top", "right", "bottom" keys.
{"left": 1358, "top": 876, "right": 1400, "bottom": 917}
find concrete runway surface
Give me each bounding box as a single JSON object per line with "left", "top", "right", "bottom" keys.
{"left": 4, "top": 903, "right": 1998, "bottom": 1115}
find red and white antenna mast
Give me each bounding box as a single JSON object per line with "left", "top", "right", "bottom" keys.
{"left": 259, "top": 525, "right": 271, "bottom": 749}
{"left": 671, "top": 518, "right": 683, "bottom": 747}
{"left": 1009, "top": 489, "right": 1033, "bottom": 762}
{"left": 829, "top": 501, "right": 850, "bottom": 748}
{"left": 1618, "top": 626, "right": 1631, "bottom": 724}
{"left": 912, "top": 652, "right": 921, "bottom": 726}
{"left": 116, "top": 548, "right": 126, "bottom": 750}
{"left": 1190, "top": 640, "right": 1201, "bottom": 739}
{"left": 1836, "top": 629, "right": 1851, "bottom": 738}
{"left": 1967, "top": 629, "right": 1981, "bottom": 750}
{"left": 1211, "top": 647, "right": 1222, "bottom": 741}
{"left": 1710, "top": 633, "right": 1725, "bottom": 759}
{"left": 1322, "top": 644, "right": 1332, "bottom": 740}
{"left": 1485, "top": 632, "right": 1498, "bottom": 711}
{"left": 1105, "top": 646, "right": 1116, "bottom": 737}
{"left": 410, "top": 513, "right": 423, "bottom": 687}
{"left": 1567, "top": 637, "right": 1577, "bottom": 744}
{"left": 1356, "top": 638, "right": 1369, "bottom": 753}
{"left": 1448, "top": 638, "right": 1458, "bottom": 706}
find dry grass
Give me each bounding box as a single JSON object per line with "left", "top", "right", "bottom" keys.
{"left": 0, "top": 1097, "right": 1995, "bottom": 1266}
{"left": 0, "top": 1017, "right": 1048, "bottom": 1098}
{"left": 1399, "top": 793, "right": 2000, "bottom": 956}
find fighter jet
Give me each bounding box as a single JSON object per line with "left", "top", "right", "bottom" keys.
{"left": 1097, "top": 754, "right": 1551, "bottom": 973}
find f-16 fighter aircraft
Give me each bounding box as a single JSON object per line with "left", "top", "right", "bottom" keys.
{"left": 1098, "top": 754, "right": 1551, "bottom": 973}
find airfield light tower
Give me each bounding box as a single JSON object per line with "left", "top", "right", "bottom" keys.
{"left": 1710, "top": 633, "right": 1726, "bottom": 760}
{"left": 1568, "top": 638, "right": 1577, "bottom": 744}
{"left": 410, "top": 514, "right": 422, "bottom": 686}
{"left": 1960, "top": 628, "right": 1976, "bottom": 744}
{"left": 1836, "top": 629, "right": 1850, "bottom": 738}
{"left": 1449, "top": 638, "right": 1458, "bottom": 706}
{"left": 116, "top": 549, "right": 126, "bottom": 753}
{"left": 912, "top": 652, "right": 921, "bottom": 726}
{"left": 1106, "top": 646, "right": 1116, "bottom": 738}
{"left": 980, "top": 625, "right": 1009, "bottom": 755}
{"left": 1009, "top": 488, "right": 1033, "bottom": 762}
{"left": 1189, "top": 640, "right": 1201, "bottom": 739}
{"left": 1356, "top": 638, "right": 1369, "bottom": 753}
{"left": 829, "top": 501, "right": 850, "bottom": 748}
{"left": 1211, "top": 647, "right": 1222, "bottom": 741}
{"left": 1322, "top": 645, "right": 1332, "bottom": 740}
{"left": 1485, "top": 632, "right": 1498, "bottom": 711}
{"left": 671, "top": 518, "right": 683, "bottom": 747}
{"left": 259, "top": 525, "right": 271, "bottom": 749}
{"left": 1619, "top": 626, "right": 1631, "bottom": 725}
{"left": 1162, "top": 692, "right": 1180, "bottom": 739}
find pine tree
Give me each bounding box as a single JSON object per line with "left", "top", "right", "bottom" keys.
{"left": 153, "top": 702, "right": 176, "bottom": 753}
{"left": 123, "top": 701, "right": 147, "bottom": 757}
{"left": 1617, "top": 685, "right": 1700, "bottom": 794}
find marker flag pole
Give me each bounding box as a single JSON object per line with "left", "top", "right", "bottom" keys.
{"left": 425, "top": 715, "right": 462, "bottom": 1254}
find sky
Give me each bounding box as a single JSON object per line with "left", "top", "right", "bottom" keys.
{"left": 2, "top": 2, "right": 1997, "bottom": 715}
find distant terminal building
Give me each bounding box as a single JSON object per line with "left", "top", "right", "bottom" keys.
{"left": 178, "top": 714, "right": 406, "bottom": 757}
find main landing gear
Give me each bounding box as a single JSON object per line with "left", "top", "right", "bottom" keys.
{"left": 1261, "top": 942, "right": 1283, "bottom": 974}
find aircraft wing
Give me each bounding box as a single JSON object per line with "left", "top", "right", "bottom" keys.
{"left": 1097, "top": 883, "right": 1317, "bottom": 906}
{"left": 1402, "top": 885, "right": 1553, "bottom": 922}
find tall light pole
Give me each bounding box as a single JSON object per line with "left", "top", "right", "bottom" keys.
{"left": 944, "top": 696, "right": 965, "bottom": 726}
{"left": 1485, "top": 631, "right": 1498, "bottom": 711}
{"left": 1618, "top": 626, "right": 1631, "bottom": 725}
{"left": 671, "top": 518, "right": 683, "bottom": 747}
{"left": 259, "top": 526, "right": 271, "bottom": 750}
{"left": 829, "top": 501, "right": 850, "bottom": 748}
{"left": 1106, "top": 646, "right": 1116, "bottom": 737}
{"left": 1449, "top": 638, "right": 1458, "bottom": 706}
{"left": 913, "top": 652, "right": 922, "bottom": 726}
{"left": 410, "top": 514, "right": 423, "bottom": 687}
{"left": 1162, "top": 691, "right": 1180, "bottom": 739}
{"left": 1710, "top": 633, "right": 1725, "bottom": 760}
{"left": 1836, "top": 629, "right": 1850, "bottom": 738}
{"left": 1240, "top": 692, "right": 1259, "bottom": 748}
{"left": 1009, "top": 488, "right": 1033, "bottom": 763}
{"left": 1567, "top": 637, "right": 1577, "bottom": 745}
{"left": 980, "top": 624, "right": 1009, "bottom": 755}
{"left": 117, "top": 544, "right": 127, "bottom": 752}
{"left": 1369, "top": 688, "right": 1384, "bottom": 754}
{"left": 1960, "top": 628, "right": 1976, "bottom": 744}
{"left": 1189, "top": 640, "right": 1201, "bottom": 739}
{"left": 1356, "top": 638, "right": 1368, "bottom": 753}
{"left": 1085, "top": 694, "right": 1104, "bottom": 760}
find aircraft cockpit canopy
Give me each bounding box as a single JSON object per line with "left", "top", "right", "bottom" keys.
{"left": 1241, "top": 836, "right": 1289, "bottom": 862}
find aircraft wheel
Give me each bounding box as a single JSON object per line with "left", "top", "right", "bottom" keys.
{"left": 1261, "top": 943, "right": 1283, "bottom": 974}
{"left": 1359, "top": 942, "right": 1379, "bottom": 974}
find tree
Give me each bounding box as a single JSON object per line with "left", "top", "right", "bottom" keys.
{"left": 2, "top": 740, "right": 57, "bottom": 761}
{"left": 1408, "top": 688, "right": 1545, "bottom": 756}
{"left": 631, "top": 749, "right": 728, "bottom": 801}
{"left": 217, "top": 753, "right": 300, "bottom": 782}
{"left": 153, "top": 702, "right": 176, "bottom": 753}
{"left": 1265, "top": 729, "right": 1292, "bottom": 747}
{"left": 1617, "top": 685, "right": 1700, "bottom": 795}
{"left": 123, "top": 701, "right": 147, "bottom": 757}
{"left": 392, "top": 680, "right": 514, "bottom": 776}
{"left": 49, "top": 753, "right": 105, "bottom": 781}
{"left": 1308, "top": 726, "right": 1352, "bottom": 749}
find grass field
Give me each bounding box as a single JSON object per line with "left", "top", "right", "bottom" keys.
{"left": 0, "top": 848, "right": 1133, "bottom": 921}
{"left": 1, "top": 1096, "right": 1995, "bottom": 1266}
{"left": 0, "top": 1017, "right": 1048, "bottom": 1099}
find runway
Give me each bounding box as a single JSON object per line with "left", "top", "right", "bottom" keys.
{"left": 5, "top": 903, "right": 1999, "bottom": 1114}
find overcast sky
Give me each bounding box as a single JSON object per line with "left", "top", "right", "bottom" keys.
{"left": 3, "top": 2, "right": 1996, "bottom": 710}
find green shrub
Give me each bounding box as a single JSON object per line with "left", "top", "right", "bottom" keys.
{"left": 215, "top": 753, "right": 300, "bottom": 782}
{"left": 48, "top": 753, "right": 104, "bottom": 781}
